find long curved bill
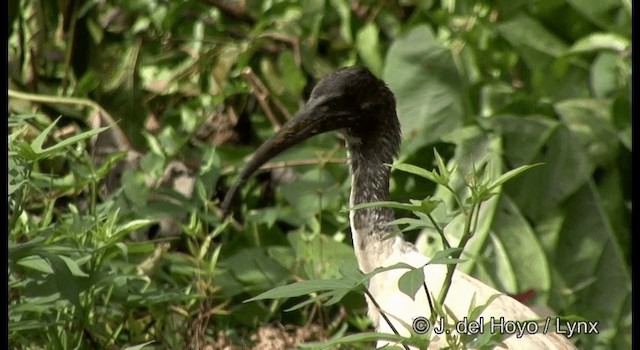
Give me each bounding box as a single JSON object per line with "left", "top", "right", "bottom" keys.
{"left": 220, "top": 96, "right": 350, "bottom": 217}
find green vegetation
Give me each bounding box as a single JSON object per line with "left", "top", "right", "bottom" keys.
{"left": 9, "top": 0, "right": 630, "bottom": 349}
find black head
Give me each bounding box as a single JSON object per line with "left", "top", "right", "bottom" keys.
{"left": 220, "top": 66, "right": 401, "bottom": 216}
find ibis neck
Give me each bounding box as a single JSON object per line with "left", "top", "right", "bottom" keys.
{"left": 347, "top": 142, "right": 403, "bottom": 273}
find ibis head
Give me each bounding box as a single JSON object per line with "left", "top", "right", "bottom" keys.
{"left": 221, "top": 66, "right": 401, "bottom": 225}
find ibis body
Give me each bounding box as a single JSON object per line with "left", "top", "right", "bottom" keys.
{"left": 222, "top": 67, "right": 576, "bottom": 349}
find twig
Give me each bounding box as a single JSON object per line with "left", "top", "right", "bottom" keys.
{"left": 426, "top": 213, "right": 450, "bottom": 249}
{"left": 242, "top": 67, "right": 283, "bottom": 130}
{"left": 260, "top": 157, "right": 348, "bottom": 171}
{"left": 364, "top": 288, "right": 411, "bottom": 350}
{"left": 422, "top": 282, "right": 436, "bottom": 322}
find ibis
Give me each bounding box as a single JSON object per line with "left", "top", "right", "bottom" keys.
{"left": 221, "top": 67, "right": 576, "bottom": 349}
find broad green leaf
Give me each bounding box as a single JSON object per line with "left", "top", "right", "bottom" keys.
{"left": 15, "top": 255, "right": 54, "bottom": 274}
{"left": 591, "top": 52, "right": 622, "bottom": 98}
{"left": 287, "top": 230, "right": 358, "bottom": 280}
{"left": 9, "top": 236, "right": 47, "bottom": 263}
{"left": 40, "top": 253, "right": 84, "bottom": 307}
{"left": 554, "top": 99, "right": 619, "bottom": 167}
{"left": 398, "top": 267, "right": 424, "bottom": 301}
{"left": 485, "top": 196, "right": 550, "bottom": 296}
{"left": 383, "top": 25, "right": 463, "bottom": 153}
{"left": 506, "top": 127, "right": 593, "bottom": 221}
{"left": 356, "top": 22, "right": 383, "bottom": 76}
{"left": 478, "top": 115, "right": 559, "bottom": 166}
{"left": 566, "top": 0, "right": 630, "bottom": 34}
{"left": 279, "top": 168, "right": 343, "bottom": 224}
{"left": 497, "top": 14, "right": 567, "bottom": 69}
{"left": 122, "top": 169, "right": 149, "bottom": 207}
{"left": 222, "top": 248, "right": 289, "bottom": 288}
{"left": 550, "top": 182, "right": 630, "bottom": 348}
{"left": 329, "top": 0, "right": 351, "bottom": 44}
{"left": 278, "top": 51, "right": 307, "bottom": 95}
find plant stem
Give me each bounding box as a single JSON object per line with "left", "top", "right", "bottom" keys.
{"left": 436, "top": 201, "right": 481, "bottom": 306}
{"left": 426, "top": 213, "right": 450, "bottom": 249}
{"left": 364, "top": 288, "right": 411, "bottom": 350}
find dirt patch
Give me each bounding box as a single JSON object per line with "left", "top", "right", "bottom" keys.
{"left": 205, "top": 323, "right": 325, "bottom": 350}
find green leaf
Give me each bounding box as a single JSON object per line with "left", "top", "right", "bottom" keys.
{"left": 40, "top": 253, "right": 85, "bottom": 307}
{"left": 15, "top": 255, "right": 54, "bottom": 274}
{"left": 122, "top": 169, "right": 149, "bottom": 207}
{"left": 383, "top": 25, "right": 463, "bottom": 152}
{"left": 398, "top": 267, "right": 424, "bottom": 301}
{"left": 288, "top": 230, "right": 358, "bottom": 280}
{"left": 278, "top": 51, "right": 307, "bottom": 95}
{"left": 113, "top": 219, "right": 155, "bottom": 239}
{"left": 554, "top": 98, "right": 620, "bottom": 166}
{"left": 418, "top": 197, "right": 441, "bottom": 214}
{"left": 487, "top": 163, "right": 543, "bottom": 191}
{"left": 550, "top": 182, "right": 630, "bottom": 348}
{"left": 392, "top": 163, "right": 442, "bottom": 184}
{"left": 223, "top": 248, "right": 289, "bottom": 288}
{"left": 486, "top": 196, "right": 551, "bottom": 296}
{"left": 356, "top": 22, "right": 383, "bottom": 76}
{"left": 478, "top": 115, "right": 559, "bottom": 165}
{"left": 590, "top": 52, "right": 622, "bottom": 98}
{"left": 568, "top": 32, "right": 629, "bottom": 54}
{"left": 497, "top": 14, "right": 567, "bottom": 69}
{"left": 299, "top": 331, "right": 417, "bottom": 349}
{"left": 8, "top": 320, "right": 58, "bottom": 332}
{"left": 433, "top": 148, "right": 451, "bottom": 180}
{"left": 566, "top": 0, "right": 630, "bottom": 34}
{"left": 506, "top": 127, "right": 593, "bottom": 221}
{"left": 30, "top": 117, "right": 109, "bottom": 159}
{"left": 123, "top": 341, "right": 155, "bottom": 350}
{"left": 245, "top": 279, "right": 352, "bottom": 302}
{"left": 428, "top": 247, "right": 465, "bottom": 265}
{"left": 283, "top": 291, "right": 336, "bottom": 312}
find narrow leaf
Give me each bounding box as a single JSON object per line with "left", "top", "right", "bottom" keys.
{"left": 428, "top": 247, "right": 465, "bottom": 265}
{"left": 123, "top": 341, "right": 155, "bottom": 350}
{"left": 31, "top": 117, "right": 109, "bottom": 157}
{"left": 487, "top": 163, "right": 543, "bottom": 191}
{"left": 569, "top": 33, "right": 629, "bottom": 54}
{"left": 433, "top": 148, "right": 451, "bottom": 179}
{"left": 244, "top": 279, "right": 353, "bottom": 302}
{"left": 392, "top": 163, "right": 442, "bottom": 184}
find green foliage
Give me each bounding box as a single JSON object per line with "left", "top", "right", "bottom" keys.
{"left": 9, "top": 0, "right": 630, "bottom": 349}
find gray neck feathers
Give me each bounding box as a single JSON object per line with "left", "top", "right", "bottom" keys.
{"left": 347, "top": 138, "right": 401, "bottom": 273}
